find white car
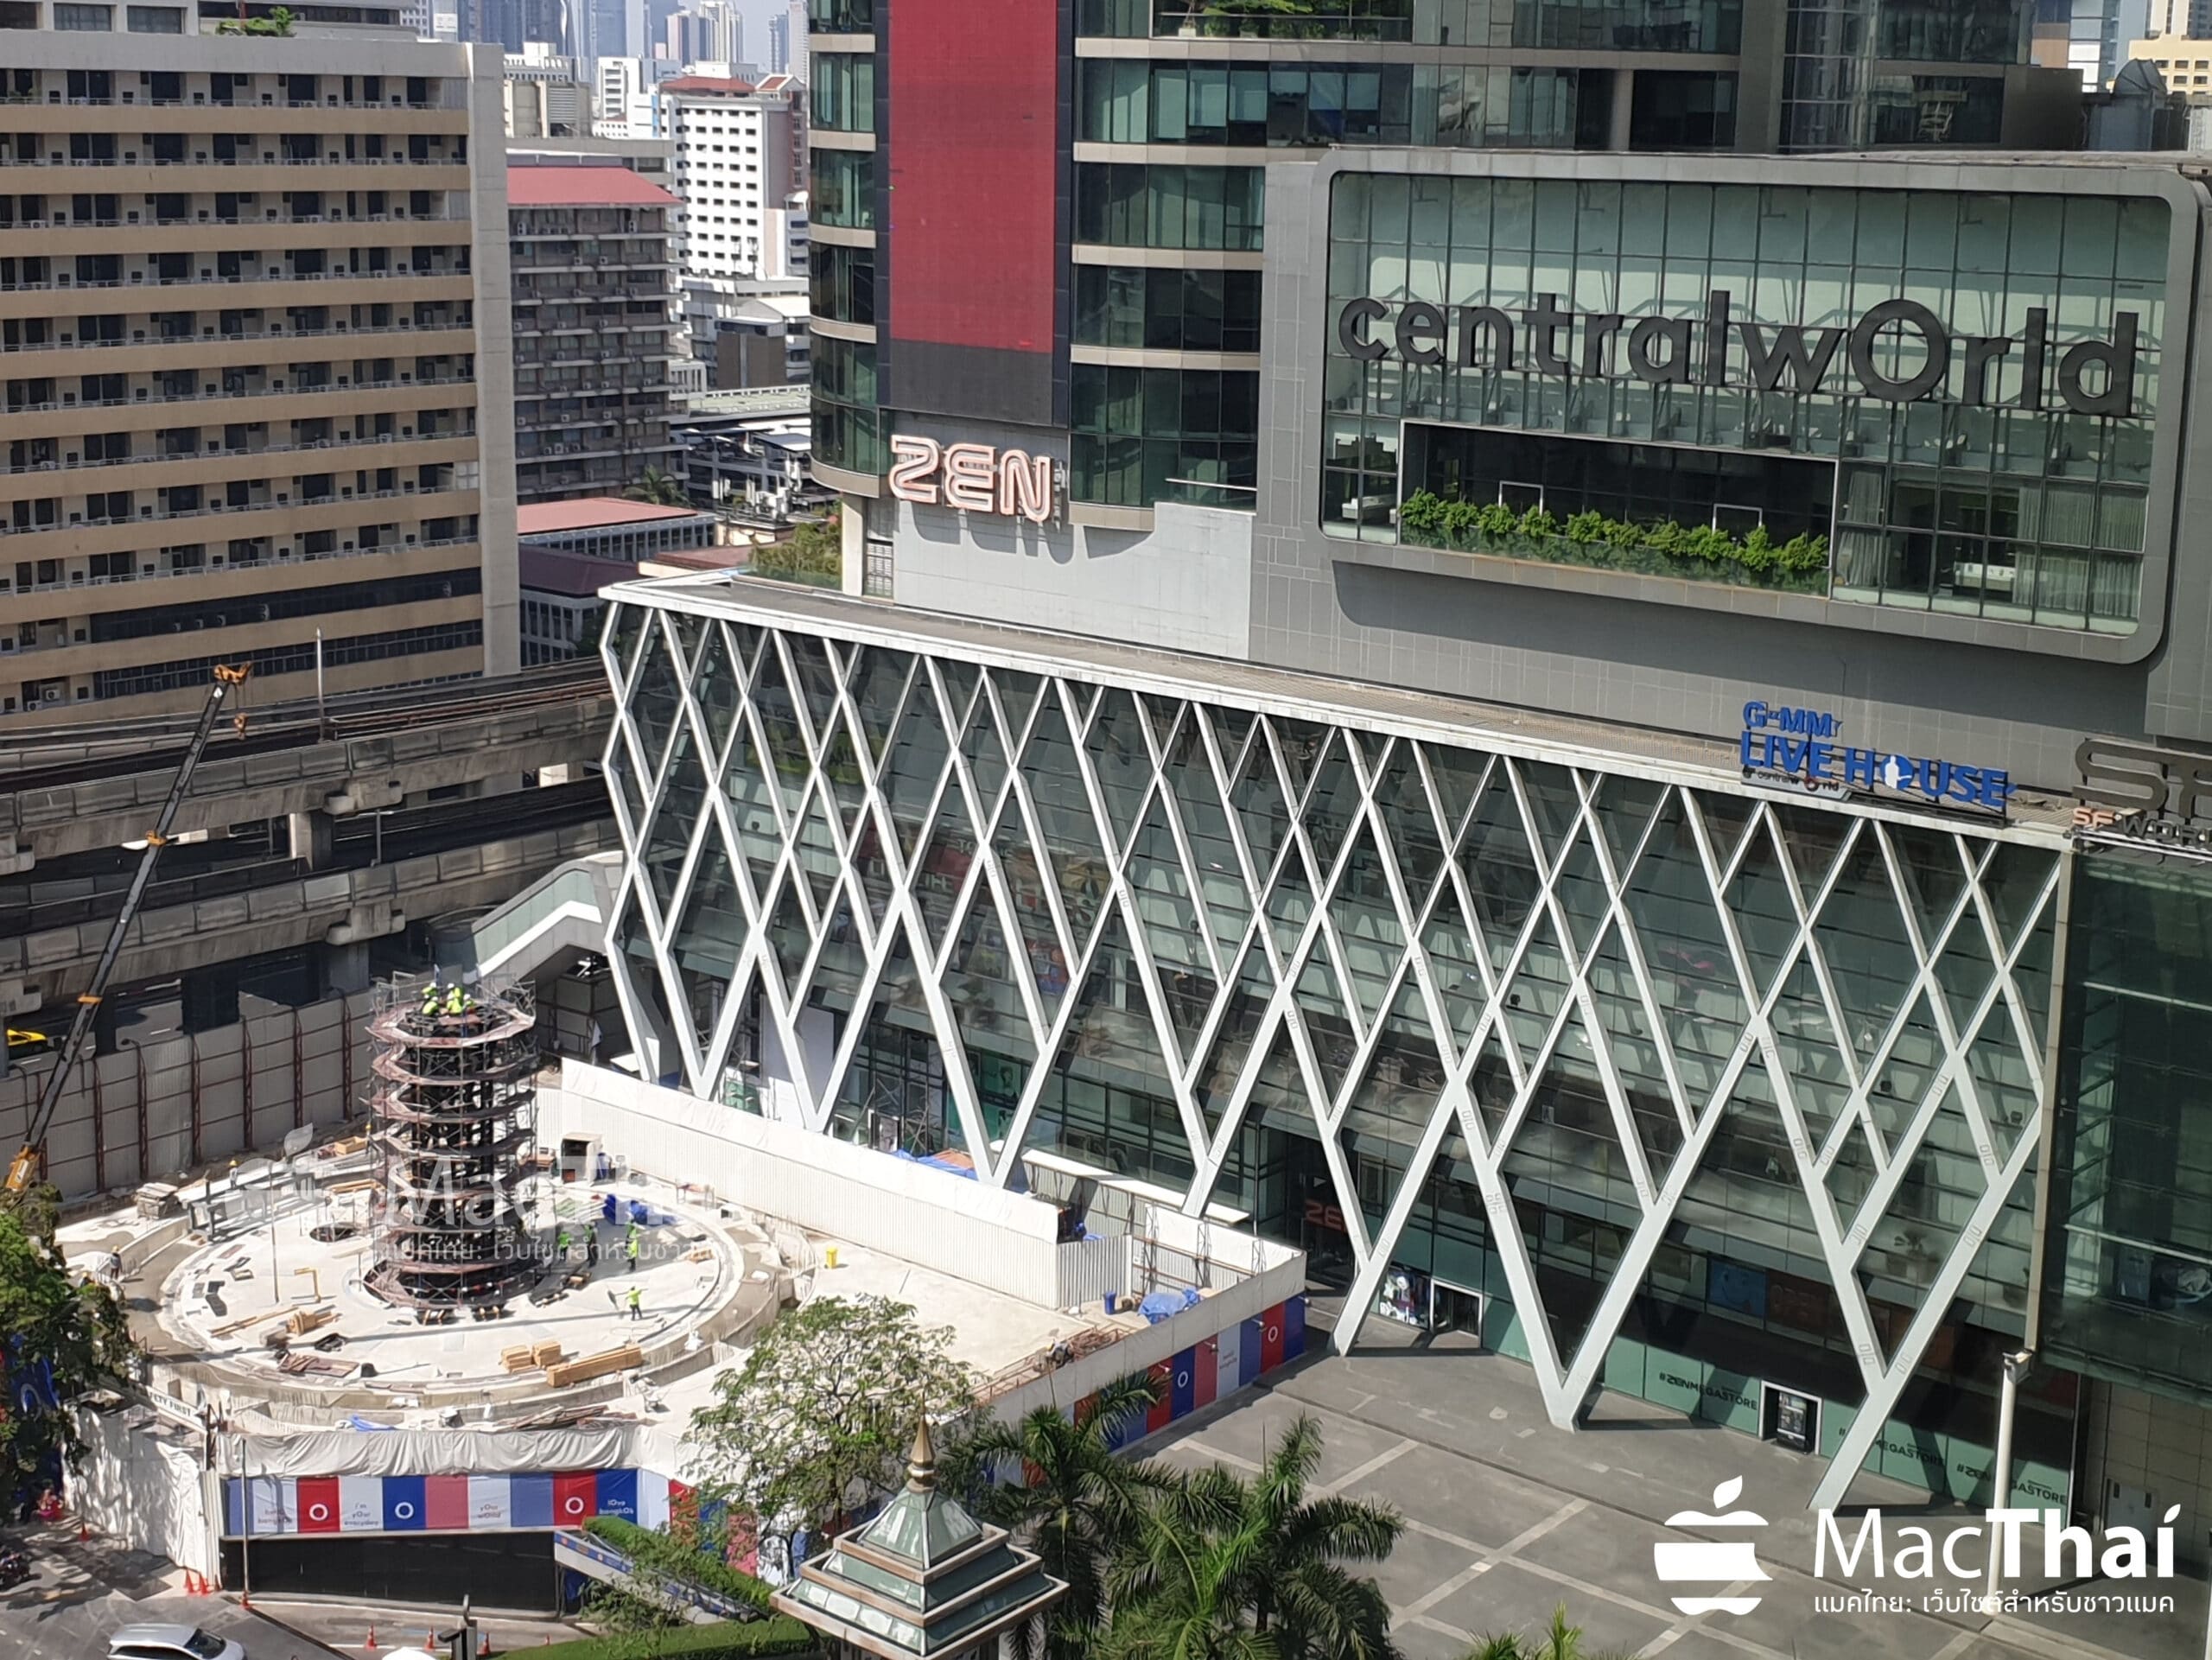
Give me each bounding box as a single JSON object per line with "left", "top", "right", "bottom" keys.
{"left": 106, "top": 1624, "right": 245, "bottom": 1660}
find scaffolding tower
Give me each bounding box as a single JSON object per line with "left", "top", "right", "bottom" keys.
{"left": 365, "top": 976, "right": 539, "bottom": 1309}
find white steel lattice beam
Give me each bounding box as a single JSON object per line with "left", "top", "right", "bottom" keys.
{"left": 596, "top": 599, "right": 2068, "bottom": 1513}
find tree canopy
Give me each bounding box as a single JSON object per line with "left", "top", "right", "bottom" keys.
{"left": 685, "top": 1294, "right": 973, "bottom": 1534}
{"left": 0, "top": 1199, "right": 135, "bottom": 1506}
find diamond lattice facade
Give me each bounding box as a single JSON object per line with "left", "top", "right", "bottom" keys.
{"left": 599, "top": 584, "right": 2067, "bottom": 1511}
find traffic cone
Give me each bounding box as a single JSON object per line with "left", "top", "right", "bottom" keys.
{"left": 364, "top": 1622, "right": 377, "bottom": 1653}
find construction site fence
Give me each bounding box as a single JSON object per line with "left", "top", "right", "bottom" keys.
{"left": 0, "top": 989, "right": 375, "bottom": 1201}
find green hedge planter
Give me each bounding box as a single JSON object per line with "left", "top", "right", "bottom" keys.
{"left": 581, "top": 1516, "right": 778, "bottom": 1613}
{"left": 530, "top": 1620, "right": 818, "bottom": 1660}
{"left": 1396, "top": 492, "right": 1830, "bottom": 596}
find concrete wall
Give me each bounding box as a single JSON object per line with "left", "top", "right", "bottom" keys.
{"left": 0, "top": 995, "right": 373, "bottom": 1199}
{"left": 2080, "top": 1380, "right": 2212, "bottom": 1569}
{"left": 543, "top": 1061, "right": 1074, "bottom": 1303}
{"left": 984, "top": 1245, "right": 1306, "bottom": 1428}
{"left": 470, "top": 42, "right": 524, "bottom": 677}
{"left": 874, "top": 413, "right": 1255, "bottom": 659}
{"left": 886, "top": 495, "right": 1256, "bottom": 662}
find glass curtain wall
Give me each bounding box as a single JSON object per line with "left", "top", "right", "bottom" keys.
{"left": 2041, "top": 850, "right": 2212, "bottom": 1404}
{"left": 1325, "top": 173, "right": 2165, "bottom": 632}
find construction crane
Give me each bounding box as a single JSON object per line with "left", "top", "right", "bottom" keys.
{"left": 5, "top": 665, "right": 251, "bottom": 1199}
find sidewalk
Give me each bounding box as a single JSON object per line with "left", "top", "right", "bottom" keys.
{"left": 1147, "top": 1342, "right": 2209, "bottom": 1660}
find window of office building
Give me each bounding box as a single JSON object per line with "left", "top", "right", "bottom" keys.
{"left": 2039, "top": 851, "right": 2212, "bottom": 1405}
{"left": 54, "top": 3, "right": 112, "bottom": 25}
{"left": 1070, "top": 363, "right": 1257, "bottom": 507}
{"left": 1079, "top": 60, "right": 1414, "bottom": 146}
{"left": 1867, "top": 75, "right": 2004, "bottom": 147}
{"left": 1875, "top": 0, "right": 2028, "bottom": 64}
{"left": 1325, "top": 174, "right": 2166, "bottom": 633}
{"left": 810, "top": 244, "right": 874, "bottom": 327}
{"left": 1074, "top": 163, "right": 1263, "bottom": 251}
{"left": 1075, "top": 0, "right": 1738, "bottom": 48}
{"left": 1073, "top": 265, "right": 1261, "bottom": 353}
{"left": 812, "top": 334, "right": 883, "bottom": 475}
{"left": 1628, "top": 70, "right": 1738, "bottom": 149}
{"left": 812, "top": 51, "right": 874, "bottom": 133}
{"left": 810, "top": 148, "right": 874, "bottom": 230}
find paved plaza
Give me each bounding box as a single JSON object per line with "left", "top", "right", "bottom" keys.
{"left": 1149, "top": 1344, "right": 2207, "bottom": 1660}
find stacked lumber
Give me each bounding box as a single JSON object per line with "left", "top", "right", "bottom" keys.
{"left": 543, "top": 1345, "right": 642, "bottom": 1389}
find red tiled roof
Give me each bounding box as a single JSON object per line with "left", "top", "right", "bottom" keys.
{"left": 515, "top": 497, "right": 702, "bottom": 536}
{"left": 506, "top": 166, "right": 680, "bottom": 208}
{"left": 662, "top": 75, "right": 757, "bottom": 95}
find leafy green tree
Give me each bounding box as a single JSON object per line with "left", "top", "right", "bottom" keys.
{"left": 751, "top": 513, "right": 841, "bottom": 584}
{"left": 627, "top": 467, "right": 690, "bottom": 506}
{"left": 0, "top": 1198, "right": 135, "bottom": 1509}
{"left": 952, "top": 1375, "right": 1179, "bottom": 1660}
{"left": 1102, "top": 1415, "right": 1402, "bottom": 1660}
{"left": 685, "top": 1295, "right": 973, "bottom": 1534}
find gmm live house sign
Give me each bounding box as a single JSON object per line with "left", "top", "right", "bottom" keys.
{"left": 1334, "top": 290, "right": 2141, "bottom": 417}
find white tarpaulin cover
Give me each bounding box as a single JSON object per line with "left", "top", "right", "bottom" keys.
{"left": 224, "top": 1423, "right": 651, "bottom": 1478}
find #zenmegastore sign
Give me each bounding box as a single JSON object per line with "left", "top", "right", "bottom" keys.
{"left": 887, "top": 435, "right": 1060, "bottom": 525}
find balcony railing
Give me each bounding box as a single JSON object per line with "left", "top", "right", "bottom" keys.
{"left": 6, "top": 154, "right": 465, "bottom": 169}
{"left": 2, "top": 265, "right": 469, "bottom": 294}
{"left": 0, "top": 534, "right": 479, "bottom": 598}
{"left": 2, "top": 372, "right": 469, "bottom": 419}
{"left": 3, "top": 428, "right": 474, "bottom": 476}
{"left": 0, "top": 315, "right": 469, "bottom": 353}
{"left": 6, "top": 480, "right": 467, "bottom": 537}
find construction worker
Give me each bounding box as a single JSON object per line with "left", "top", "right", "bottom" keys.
{"left": 446, "top": 983, "right": 469, "bottom": 1017}
{"left": 420, "top": 979, "right": 442, "bottom": 1017}
{"left": 586, "top": 1229, "right": 599, "bottom": 1268}
{"left": 626, "top": 1286, "right": 642, "bottom": 1321}
{"left": 624, "top": 1228, "right": 639, "bottom": 1272}
{"left": 555, "top": 1227, "right": 571, "bottom": 1264}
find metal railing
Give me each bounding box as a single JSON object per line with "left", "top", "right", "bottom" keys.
{"left": 0, "top": 372, "right": 468, "bottom": 419}
{"left": 0, "top": 534, "right": 476, "bottom": 597}
{"left": 2, "top": 429, "right": 475, "bottom": 475}
{"left": 0, "top": 316, "right": 467, "bottom": 354}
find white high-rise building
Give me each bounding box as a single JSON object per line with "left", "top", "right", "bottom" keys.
{"left": 664, "top": 74, "right": 799, "bottom": 282}
{"left": 766, "top": 0, "right": 804, "bottom": 77}
{"left": 596, "top": 54, "right": 677, "bottom": 124}
{"left": 2148, "top": 0, "right": 2212, "bottom": 35}
{"left": 665, "top": 0, "right": 743, "bottom": 66}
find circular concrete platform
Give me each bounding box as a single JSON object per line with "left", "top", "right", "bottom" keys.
{"left": 143, "top": 1176, "right": 779, "bottom": 1413}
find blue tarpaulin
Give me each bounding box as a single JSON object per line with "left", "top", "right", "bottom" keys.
{"left": 1137, "top": 1287, "right": 1200, "bottom": 1324}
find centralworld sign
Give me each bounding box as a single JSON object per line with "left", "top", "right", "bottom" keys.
{"left": 1334, "top": 290, "right": 2142, "bottom": 417}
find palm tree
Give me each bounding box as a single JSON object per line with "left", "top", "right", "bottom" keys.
{"left": 1463, "top": 1608, "right": 1627, "bottom": 1660}
{"left": 627, "top": 466, "right": 688, "bottom": 506}
{"left": 953, "top": 1375, "right": 1178, "bottom": 1660}
{"left": 1101, "top": 1414, "right": 1402, "bottom": 1660}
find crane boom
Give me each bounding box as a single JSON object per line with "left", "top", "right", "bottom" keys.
{"left": 6, "top": 665, "right": 250, "bottom": 1196}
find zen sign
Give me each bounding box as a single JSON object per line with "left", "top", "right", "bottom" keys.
{"left": 887, "top": 435, "right": 1059, "bottom": 525}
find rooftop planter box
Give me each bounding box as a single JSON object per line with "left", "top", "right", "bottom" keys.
{"left": 1397, "top": 493, "right": 1829, "bottom": 597}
